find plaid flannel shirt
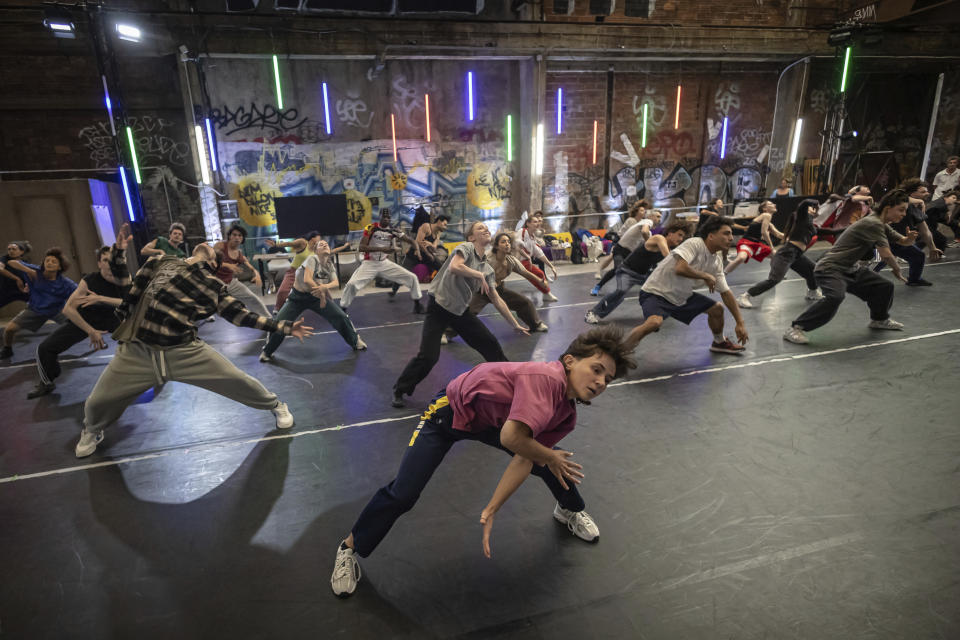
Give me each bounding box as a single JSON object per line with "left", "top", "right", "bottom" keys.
{"left": 116, "top": 255, "right": 290, "bottom": 348}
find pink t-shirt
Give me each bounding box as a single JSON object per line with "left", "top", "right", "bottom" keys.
{"left": 445, "top": 360, "right": 576, "bottom": 449}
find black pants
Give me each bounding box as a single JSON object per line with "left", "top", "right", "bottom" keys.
{"left": 36, "top": 321, "right": 89, "bottom": 384}
{"left": 747, "top": 244, "right": 817, "bottom": 297}
{"left": 874, "top": 244, "right": 925, "bottom": 283}
{"left": 792, "top": 268, "right": 893, "bottom": 332}
{"left": 591, "top": 267, "right": 648, "bottom": 318}
{"left": 925, "top": 210, "right": 958, "bottom": 251}
{"left": 394, "top": 295, "right": 507, "bottom": 397}
{"left": 350, "top": 395, "right": 584, "bottom": 557}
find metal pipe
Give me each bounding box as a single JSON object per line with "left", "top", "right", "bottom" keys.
{"left": 920, "top": 73, "right": 945, "bottom": 181}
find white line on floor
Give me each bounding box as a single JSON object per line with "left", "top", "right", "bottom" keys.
{"left": 2, "top": 327, "right": 958, "bottom": 485}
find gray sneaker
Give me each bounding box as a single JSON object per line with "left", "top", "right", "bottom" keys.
{"left": 737, "top": 292, "right": 754, "bottom": 308}
{"left": 783, "top": 325, "right": 809, "bottom": 345}
{"left": 330, "top": 543, "right": 362, "bottom": 597}
{"left": 868, "top": 318, "right": 904, "bottom": 331}
{"left": 75, "top": 429, "right": 104, "bottom": 458}
{"left": 584, "top": 311, "right": 600, "bottom": 324}
{"left": 553, "top": 504, "right": 599, "bottom": 542}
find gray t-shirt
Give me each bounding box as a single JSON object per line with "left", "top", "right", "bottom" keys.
{"left": 432, "top": 242, "right": 496, "bottom": 315}
{"left": 816, "top": 215, "right": 904, "bottom": 274}
{"left": 294, "top": 254, "right": 336, "bottom": 292}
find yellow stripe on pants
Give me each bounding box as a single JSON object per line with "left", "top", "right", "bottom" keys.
{"left": 409, "top": 395, "right": 448, "bottom": 446}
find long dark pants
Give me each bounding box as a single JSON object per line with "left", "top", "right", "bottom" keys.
{"left": 596, "top": 245, "right": 630, "bottom": 290}
{"left": 792, "top": 268, "right": 894, "bottom": 332}
{"left": 350, "top": 396, "right": 584, "bottom": 557}
{"left": 925, "top": 210, "right": 957, "bottom": 251}
{"left": 37, "top": 317, "right": 121, "bottom": 384}
{"left": 394, "top": 295, "right": 507, "bottom": 397}
{"left": 590, "top": 267, "right": 648, "bottom": 318}
{"left": 466, "top": 285, "right": 540, "bottom": 330}
{"left": 262, "top": 288, "right": 358, "bottom": 355}
{"left": 873, "top": 244, "right": 925, "bottom": 283}
{"left": 747, "top": 244, "right": 818, "bottom": 298}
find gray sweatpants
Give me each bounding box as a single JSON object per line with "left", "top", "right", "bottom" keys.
{"left": 225, "top": 278, "right": 272, "bottom": 317}
{"left": 83, "top": 340, "right": 279, "bottom": 434}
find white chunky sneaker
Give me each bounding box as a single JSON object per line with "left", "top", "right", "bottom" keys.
{"left": 259, "top": 351, "right": 273, "bottom": 363}
{"left": 737, "top": 292, "right": 754, "bottom": 308}
{"left": 553, "top": 504, "right": 599, "bottom": 542}
{"left": 74, "top": 429, "right": 104, "bottom": 458}
{"left": 584, "top": 311, "right": 600, "bottom": 324}
{"left": 805, "top": 288, "right": 824, "bottom": 301}
{"left": 543, "top": 292, "right": 558, "bottom": 302}
{"left": 440, "top": 333, "right": 449, "bottom": 345}
{"left": 271, "top": 401, "right": 294, "bottom": 429}
{"left": 783, "top": 325, "right": 809, "bottom": 345}
{"left": 868, "top": 318, "right": 904, "bottom": 331}
{"left": 534, "top": 322, "right": 549, "bottom": 332}
{"left": 354, "top": 337, "right": 368, "bottom": 351}
{"left": 330, "top": 543, "right": 362, "bottom": 597}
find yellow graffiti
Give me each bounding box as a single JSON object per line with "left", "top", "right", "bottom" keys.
{"left": 234, "top": 175, "right": 283, "bottom": 227}
{"left": 389, "top": 172, "right": 408, "bottom": 191}
{"left": 344, "top": 189, "right": 372, "bottom": 231}
{"left": 467, "top": 162, "right": 510, "bottom": 210}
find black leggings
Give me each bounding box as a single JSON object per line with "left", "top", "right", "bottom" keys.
{"left": 747, "top": 244, "right": 817, "bottom": 297}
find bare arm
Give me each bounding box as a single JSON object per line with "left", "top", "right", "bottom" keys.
{"left": 479, "top": 454, "right": 534, "bottom": 558}
{"left": 140, "top": 238, "right": 163, "bottom": 257}
{"left": 61, "top": 280, "right": 110, "bottom": 349}
{"left": 487, "top": 286, "right": 529, "bottom": 333}
{"left": 649, "top": 235, "right": 670, "bottom": 257}
{"left": 513, "top": 258, "right": 548, "bottom": 288}
{"left": 916, "top": 221, "right": 942, "bottom": 260}
{"left": 448, "top": 251, "right": 486, "bottom": 281}
{"left": 877, "top": 246, "right": 907, "bottom": 282}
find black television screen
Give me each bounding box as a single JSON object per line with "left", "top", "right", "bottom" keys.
{"left": 274, "top": 195, "right": 349, "bottom": 237}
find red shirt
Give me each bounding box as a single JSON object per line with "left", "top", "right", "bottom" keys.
{"left": 446, "top": 360, "right": 576, "bottom": 448}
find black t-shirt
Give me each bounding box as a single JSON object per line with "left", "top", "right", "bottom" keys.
{"left": 925, "top": 198, "right": 948, "bottom": 222}
{"left": 622, "top": 242, "right": 665, "bottom": 275}
{"left": 742, "top": 220, "right": 764, "bottom": 242}
{"left": 79, "top": 272, "right": 126, "bottom": 329}
{"left": 890, "top": 203, "right": 926, "bottom": 235}
{"left": 1, "top": 255, "right": 28, "bottom": 293}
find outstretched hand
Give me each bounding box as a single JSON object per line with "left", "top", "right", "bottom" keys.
{"left": 546, "top": 449, "right": 584, "bottom": 491}
{"left": 290, "top": 318, "right": 315, "bottom": 342}
{"left": 115, "top": 223, "right": 132, "bottom": 251}
{"left": 480, "top": 509, "right": 495, "bottom": 558}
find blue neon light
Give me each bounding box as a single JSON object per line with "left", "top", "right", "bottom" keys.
{"left": 557, "top": 88, "right": 563, "bottom": 134}
{"left": 720, "top": 117, "right": 728, "bottom": 159}
{"left": 204, "top": 118, "right": 218, "bottom": 171}
{"left": 119, "top": 166, "right": 135, "bottom": 222}
{"left": 322, "top": 82, "right": 332, "bottom": 135}
{"left": 467, "top": 71, "right": 474, "bottom": 121}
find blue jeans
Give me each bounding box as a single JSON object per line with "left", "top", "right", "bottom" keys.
{"left": 263, "top": 288, "right": 358, "bottom": 355}
{"left": 590, "top": 267, "right": 649, "bottom": 318}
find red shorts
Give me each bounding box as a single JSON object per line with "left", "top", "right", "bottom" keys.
{"left": 736, "top": 239, "right": 772, "bottom": 262}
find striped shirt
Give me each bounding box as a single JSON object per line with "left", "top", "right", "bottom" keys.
{"left": 115, "top": 255, "right": 290, "bottom": 348}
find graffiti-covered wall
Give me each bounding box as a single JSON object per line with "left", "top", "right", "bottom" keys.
{"left": 203, "top": 58, "right": 523, "bottom": 243}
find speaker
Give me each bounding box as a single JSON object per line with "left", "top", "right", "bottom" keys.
{"left": 552, "top": 0, "right": 574, "bottom": 15}
{"left": 624, "top": 0, "right": 651, "bottom": 17}
{"left": 588, "top": 0, "right": 614, "bottom": 14}
{"left": 225, "top": 0, "right": 259, "bottom": 11}
{"left": 303, "top": 0, "right": 393, "bottom": 11}
{"left": 398, "top": 0, "right": 483, "bottom": 12}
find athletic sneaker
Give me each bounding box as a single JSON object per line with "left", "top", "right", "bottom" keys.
{"left": 354, "top": 337, "right": 368, "bottom": 351}
{"left": 543, "top": 292, "right": 558, "bottom": 302}
{"left": 804, "top": 288, "right": 824, "bottom": 301}
{"left": 27, "top": 382, "right": 55, "bottom": 399}
{"left": 331, "top": 543, "right": 362, "bottom": 597}
{"left": 259, "top": 351, "right": 274, "bottom": 363}
{"left": 534, "top": 322, "right": 549, "bottom": 332}
{"left": 553, "top": 504, "right": 599, "bottom": 542}
{"left": 271, "top": 402, "right": 294, "bottom": 429}
{"left": 868, "top": 318, "right": 904, "bottom": 331}
{"left": 0, "top": 346, "right": 12, "bottom": 359}
{"left": 584, "top": 310, "right": 600, "bottom": 324}
{"left": 589, "top": 285, "right": 601, "bottom": 296}
{"left": 736, "top": 292, "right": 754, "bottom": 308}
{"left": 391, "top": 391, "right": 406, "bottom": 408}
{"left": 709, "top": 338, "right": 746, "bottom": 355}
{"left": 440, "top": 334, "right": 449, "bottom": 345}
{"left": 905, "top": 279, "right": 933, "bottom": 287}
{"left": 74, "top": 429, "right": 104, "bottom": 458}
{"left": 783, "top": 325, "right": 809, "bottom": 344}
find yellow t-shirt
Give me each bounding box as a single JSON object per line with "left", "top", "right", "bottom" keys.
{"left": 291, "top": 245, "right": 312, "bottom": 269}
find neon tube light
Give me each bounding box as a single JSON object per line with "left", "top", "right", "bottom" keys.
{"left": 535, "top": 122, "right": 544, "bottom": 176}
{"left": 391, "top": 113, "right": 398, "bottom": 163}
{"left": 641, "top": 103, "right": 648, "bottom": 148}
{"left": 506, "top": 114, "right": 512, "bottom": 162}
{"left": 125, "top": 126, "right": 141, "bottom": 183}
{"left": 119, "top": 167, "right": 135, "bottom": 222}
{"left": 557, "top": 88, "right": 563, "bottom": 134}
{"left": 425, "top": 93, "right": 431, "bottom": 142}
{"left": 194, "top": 125, "right": 211, "bottom": 185}
{"left": 467, "top": 71, "right": 474, "bottom": 121}
{"left": 102, "top": 75, "right": 116, "bottom": 137}
{"left": 790, "top": 118, "right": 803, "bottom": 163}
{"left": 322, "top": 82, "right": 332, "bottom": 135}
{"left": 272, "top": 54, "right": 283, "bottom": 109}
{"left": 205, "top": 118, "right": 218, "bottom": 172}
{"left": 675, "top": 85, "right": 682, "bottom": 129}
{"left": 840, "top": 47, "right": 852, "bottom": 93}
{"left": 592, "top": 120, "right": 598, "bottom": 164}
{"left": 720, "top": 116, "right": 728, "bottom": 159}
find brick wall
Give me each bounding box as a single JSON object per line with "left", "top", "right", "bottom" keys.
{"left": 545, "top": 0, "right": 841, "bottom": 27}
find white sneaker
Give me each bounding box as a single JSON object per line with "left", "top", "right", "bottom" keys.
{"left": 584, "top": 310, "right": 600, "bottom": 324}
{"left": 805, "top": 288, "right": 824, "bottom": 301}
{"left": 75, "top": 429, "right": 104, "bottom": 458}
{"left": 330, "top": 543, "right": 362, "bottom": 597}
{"left": 271, "top": 401, "right": 294, "bottom": 429}
{"left": 259, "top": 351, "right": 273, "bottom": 363}
{"left": 534, "top": 322, "right": 549, "bottom": 332}
{"left": 440, "top": 333, "right": 449, "bottom": 345}
{"left": 868, "top": 318, "right": 904, "bottom": 331}
{"left": 737, "top": 292, "right": 754, "bottom": 308}
{"left": 783, "top": 325, "right": 809, "bottom": 344}
{"left": 354, "top": 337, "right": 368, "bottom": 351}
{"left": 553, "top": 504, "right": 599, "bottom": 542}
{"left": 543, "top": 292, "right": 558, "bottom": 302}
{"left": 594, "top": 271, "right": 603, "bottom": 280}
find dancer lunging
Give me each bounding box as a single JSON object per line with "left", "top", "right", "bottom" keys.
{"left": 331, "top": 326, "right": 636, "bottom": 597}
{"left": 1, "top": 247, "right": 76, "bottom": 360}
{"left": 214, "top": 224, "right": 271, "bottom": 316}
{"left": 517, "top": 212, "right": 559, "bottom": 302}
{"left": 723, "top": 200, "right": 784, "bottom": 275}
{"left": 74, "top": 243, "right": 313, "bottom": 458}
{"left": 0, "top": 240, "right": 31, "bottom": 313}
{"left": 783, "top": 190, "right": 916, "bottom": 345}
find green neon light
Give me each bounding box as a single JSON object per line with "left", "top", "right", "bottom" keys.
{"left": 272, "top": 54, "right": 283, "bottom": 109}
{"left": 125, "top": 126, "right": 141, "bottom": 183}
{"left": 507, "top": 115, "right": 513, "bottom": 162}
{"left": 840, "top": 47, "right": 851, "bottom": 93}
{"left": 642, "top": 102, "right": 648, "bottom": 148}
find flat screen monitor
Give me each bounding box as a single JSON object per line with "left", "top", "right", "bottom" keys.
{"left": 275, "top": 195, "right": 349, "bottom": 237}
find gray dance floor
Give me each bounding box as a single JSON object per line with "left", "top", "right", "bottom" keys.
{"left": 1, "top": 250, "right": 958, "bottom": 639}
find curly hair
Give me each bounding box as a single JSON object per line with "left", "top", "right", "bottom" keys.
{"left": 43, "top": 247, "right": 69, "bottom": 272}
{"left": 560, "top": 326, "right": 637, "bottom": 380}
